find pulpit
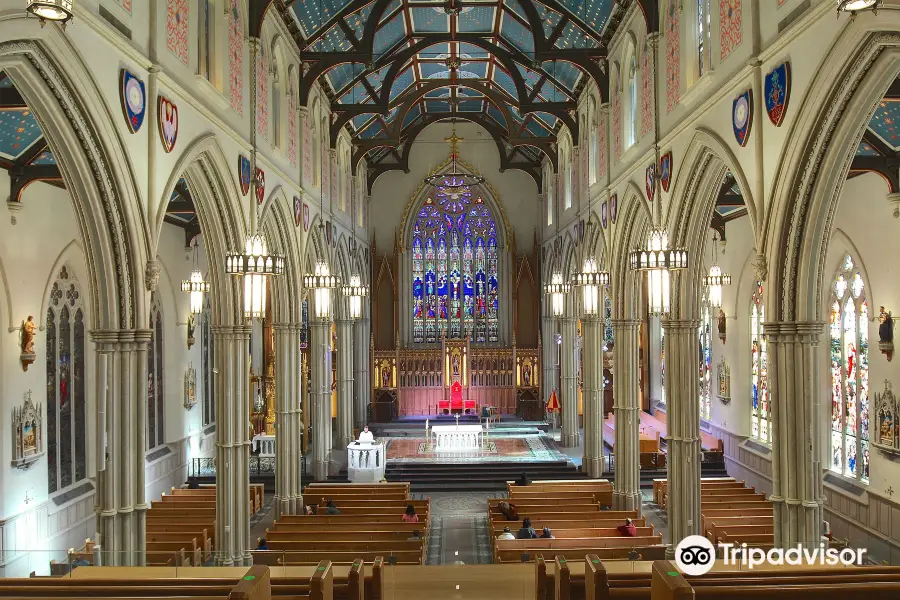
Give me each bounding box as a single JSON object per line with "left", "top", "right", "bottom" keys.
{"left": 347, "top": 441, "right": 385, "bottom": 482}
{"left": 438, "top": 381, "right": 476, "bottom": 415}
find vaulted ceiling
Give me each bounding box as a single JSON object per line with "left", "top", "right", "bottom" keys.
{"left": 850, "top": 78, "right": 900, "bottom": 193}
{"left": 269, "top": 0, "right": 643, "bottom": 188}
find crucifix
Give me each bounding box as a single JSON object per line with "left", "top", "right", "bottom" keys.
{"left": 445, "top": 129, "right": 464, "bottom": 160}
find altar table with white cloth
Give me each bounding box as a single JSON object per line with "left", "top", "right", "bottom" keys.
{"left": 430, "top": 424, "right": 485, "bottom": 451}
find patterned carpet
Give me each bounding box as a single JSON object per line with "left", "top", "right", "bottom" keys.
{"left": 414, "top": 492, "right": 496, "bottom": 565}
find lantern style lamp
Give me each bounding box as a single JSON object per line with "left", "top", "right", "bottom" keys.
{"left": 571, "top": 257, "right": 610, "bottom": 317}
{"left": 182, "top": 242, "right": 209, "bottom": 315}
{"left": 26, "top": 0, "right": 74, "bottom": 26}
{"left": 304, "top": 258, "right": 340, "bottom": 320}
{"left": 226, "top": 233, "right": 284, "bottom": 320}
{"left": 629, "top": 227, "right": 687, "bottom": 317}
{"left": 342, "top": 273, "right": 368, "bottom": 320}
{"left": 545, "top": 271, "right": 571, "bottom": 318}
{"left": 837, "top": 0, "right": 880, "bottom": 13}
{"left": 702, "top": 233, "right": 731, "bottom": 309}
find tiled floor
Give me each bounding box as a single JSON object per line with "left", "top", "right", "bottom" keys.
{"left": 383, "top": 434, "right": 567, "bottom": 464}
{"left": 416, "top": 492, "right": 496, "bottom": 565}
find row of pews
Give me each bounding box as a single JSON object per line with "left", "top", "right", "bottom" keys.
{"left": 145, "top": 484, "right": 265, "bottom": 566}
{"left": 255, "top": 482, "right": 429, "bottom": 565}
{"left": 654, "top": 476, "right": 775, "bottom": 548}
{"left": 537, "top": 555, "right": 900, "bottom": 600}
{"left": 601, "top": 411, "right": 726, "bottom": 470}
{"left": 490, "top": 480, "right": 666, "bottom": 563}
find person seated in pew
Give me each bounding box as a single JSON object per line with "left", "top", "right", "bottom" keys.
{"left": 517, "top": 517, "right": 537, "bottom": 539}
{"left": 403, "top": 504, "right": 420, "bottom": 523}
{"left": 408, "top": 530, "right": 422, "bottom": 542}
{"left": 516, "top": 472, "right": 531, "bottom": 486}
{"left": 540, "top": 527, "right": 554, "bottom": 539}
{"left": 497, "top": 527, "right": 515, "bottom": 540}
{"left": 301, "top": 505, "right": 313, "bottom": 515}
{"left": 256, "top": 538, "right": 269, "bottom": 550}
{"left": 325, "top": 499, "right": 341, "bottom": 515}
{"left": 617, "top": 518, "right": 637, "bottom": 537}
{"left": 498, "top": 501, "right": 519, "bottom": 521}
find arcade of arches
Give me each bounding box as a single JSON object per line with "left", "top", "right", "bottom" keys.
{"left": 0, "top": 0, "right": 900, "bottom": 583}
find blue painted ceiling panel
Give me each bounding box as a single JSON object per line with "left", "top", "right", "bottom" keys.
{"left": 458, "top": 6, "right": 495, "bottom": 33}
{"left": 0, "top": 109, "right": 43, "bottom": 161}
{"left": 868, "top": 100, "right": 900, "bottom": 151}
{"left": 374, "top": 12, "right": 406, "bottom": 56}
{"left": 411, "top": 7, "right": 449, "bottom": 33}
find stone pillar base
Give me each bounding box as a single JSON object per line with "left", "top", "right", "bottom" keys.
{"left": 613, "top": 490, "right": 642, "bottom": 514}
{"left": 561, "top": 432, "right": 580, "bottom": 447}
{"left": 313, "top": 460, "right": 329, "bottom": 482}
{"left": 584, "top": 456, "right": 604, "bottom": 479}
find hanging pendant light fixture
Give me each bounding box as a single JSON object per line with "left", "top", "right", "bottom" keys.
{"left": 572, "top": 256, "right": 610, "bottom": 317}
{"left": 702, "top": 232, "right": 731, "bottom": 310}
{"left": 837, "top": 0, "right": 880, "bottom": 14}
{"left": 630, "top": 227, "right": 687, "bottom": 316}
{"left": 423, "top": 124, "right": 485, "bottom": 191}
{"left": 227, "top": 38, "right": 284, "bottom": 320}
{"left": 545, "top": 271, "right": 570, "bottom": 318}
{"left": 305, "top": 257, "right": 339, "bottom": 320}
{"left": 182, "top": 241, "right": 210, "bottom": 315}
{"left": 26, "top": 0, "right": 74, "bottom": 26}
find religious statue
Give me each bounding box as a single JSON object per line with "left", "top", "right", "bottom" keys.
{"left": 20, "top": 315, "right": 37, "bottom": 372}
{"left": 452, "top": 353, "right": 460, "bottom": 378}
{"left": 717, "top": 308, "right": 727, "bottom": 343}
{"left": 523, "top": 366, "right": 531, "bottom": 387}
{"left": 12, "top": 390, "right": 43, "bottom": 470}
{"left": 184, "top": 365, "right": 197, "bottom": 410}
{"left": 186, "top": 314, "right": 196, "bottom": 349}
{"left": 874, "top": 380, "right": 900, "bottom": 452}
{"left": 381, "top": 365, "right": 391, "bottom": 388}
{"left": 879, "top": 306, "right": 894, "bottom": 361}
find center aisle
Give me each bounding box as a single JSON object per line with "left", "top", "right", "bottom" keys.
{"left": 414, "top": 492, "right": 495, "bottom": 565}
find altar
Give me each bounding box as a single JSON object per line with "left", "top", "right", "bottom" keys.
{"left": 430, "top": 424, "right": 485, "bottom": 451}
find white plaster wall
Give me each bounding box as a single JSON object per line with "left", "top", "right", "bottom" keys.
{"left": 368, "top": 121, "right": 540, "bottom": 255}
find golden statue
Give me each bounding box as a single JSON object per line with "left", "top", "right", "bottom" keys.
{"left": 21, "top": 316, "right": 36, "bottom": 355}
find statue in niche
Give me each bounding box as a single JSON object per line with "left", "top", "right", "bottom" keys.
{"left": 20, "top": 316, "right": 37, "bottom": 371}
{"left": 452, "top": 353, "right": 460, "bottom": 379}
{"left": 12, "top": 390, "right": 43, "bottom": 469}
{"left": 717, "top": 308, "right": 727, "bottom": 343}
{"left": 879, "top": 307, "right": 894, "bottom": 362}
{"left": 875, "top": 380, "right": 899, "bottom": 451}
{"left": 187, "top": 314, "right": 196, "bottom": 349}
{"left": 523, "top": 366, "right": 531, "bottom": 387}
{"left": 381, "top": 365, "right": 390, "bottom": 388}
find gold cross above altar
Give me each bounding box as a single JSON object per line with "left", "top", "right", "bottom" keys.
{"left": 445, "top": 129, "right": 463, "bottom": 156}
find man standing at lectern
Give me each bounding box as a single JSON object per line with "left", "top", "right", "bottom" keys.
{"left": 359, "top": 425, "right": 374, "bottom": 443}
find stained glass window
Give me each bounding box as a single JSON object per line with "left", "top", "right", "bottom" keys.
{"left": 412, "top": 190, "right": 499, "bottom": 343}
{"left": 750, "top": 281, "right": 770, "bottom": 444}
{"left": 830, "top": 255, "right": 869, "bottom": 482}
{"left": 699, "top": 291, "right": 712, "bottom": 420}
{"left": 148, "top": 293, "right": 165, "bottom": 450}
{"left": 46, "top": 266, "right": 86, "bottom": 494}
{"left": 603, "top": 295, "right": 614, "bottom": 349}
{"left": 202, "top": 297, "right": 215, "bottom": 427}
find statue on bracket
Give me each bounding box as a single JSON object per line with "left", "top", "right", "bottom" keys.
{"left": 184, "top": 364, "right": 197, "bottom": 410}
{"left": 187, "top": 314, "right": 196, "bottom": 350}
{"left": 12, "top": 390, "right": 44, "bottom": 469}
{"left": 717, "top": 308, "right": 727, "bottom": 343}
{"left": 879, "top": 306, "right": 894, "bottom": 362}
{"left": 20, "top": 315, "right": 36, "bottom": 371}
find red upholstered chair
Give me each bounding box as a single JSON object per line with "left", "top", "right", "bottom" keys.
{"left": 450, "top": 382, "right": 463, "bottom": 411}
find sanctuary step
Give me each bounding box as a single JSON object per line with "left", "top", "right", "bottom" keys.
{"left": 383, "top": 460, "right": 587, "bottom": 492}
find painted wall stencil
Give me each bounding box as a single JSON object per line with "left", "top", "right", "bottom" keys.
{"left": 239, "top": 155, "right": 251, "bottom": 196}
{"left": 294, "top": 196, "right": 302, "bottom": 227}
{"left": 646, "top": 163, "right": 657, "bottom": 202}
{"left": 601, "top": 201, "right": 608, "bottom": 229}
{"left": 660, "top": 152, "right": 673, "bottom": 192}
{"left": 254, "top": 168, "right": 265, "bottom": 204}
{"left": 765, "top": 62, "right": 791, "bottom": 126}
{"left": 303, "top": 202, "right": 310, "bottom": 231}
{"left": 158, "top": 96, "right": 178, "bottom": 153}
{"left": 733, "top": 89, "right": 753, "bottom": 147}
{"left": 610, "top": 194, "right": 618, "bottom": 224}
{"left": 119, "top": 69, "right": 145, "bottom": 133}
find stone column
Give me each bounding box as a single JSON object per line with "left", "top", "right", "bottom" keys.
{"left": 274, "top": 324, "right": 303, "bottom": 517}
{"left": 663, "top": 319, "right": 702, "bottom": 556}
{"left": 309, "top": 319, "right": 333, "bottom": 481}
{"left": 298, "top": 107, "right": 309, "bottom": 188}
{"left": 353, "top": 317, "right": 371, "bottom": 429}
{"left": 541, "top": 316, "right": 556, "bottom": 417}
{"left": 213, "top": 324, "right": 252, "bottom": 566}
{"left": 766, "top": 322, "right": 824, "bottom": 549}
{"left": 335, "top": 317, "right": 355, "bottom": 447}
{"left": 93, "top": 329, "right": 152, "bottom": 566}
{"left": 581, "top": 315, "right": 604, "bottom": 477}
{"left": 560, "top": 315, "right": 579, "bottom": 447}
{"left": 612, "top": 320, "right": 642, "bottom": 513}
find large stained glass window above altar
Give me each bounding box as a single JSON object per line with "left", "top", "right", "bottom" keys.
{"left": 412, "top": 189, "right": 499, "bottom": 344}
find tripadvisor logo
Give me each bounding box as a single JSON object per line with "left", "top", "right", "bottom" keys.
{"left": 675, "top": 536, "right": 866, "bottom": 576}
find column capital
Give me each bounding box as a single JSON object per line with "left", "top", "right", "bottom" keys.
{"left": 610, "top": 319, "right": 641, "bottom": 329}
{"left": 763, "top": 321, "right": 824, "bottom": 342}
{"left": 273, "top": 323, "right": 302, "bottom": 333}
{"left": 309, "top": 319, "right": 333, "bottom": 329}
{"left": 91, "top": 328, "right": 153, "bottom": 345}
{"left": 663, "top": 319, "right": 700, "bottom": 331}
{"left": 211, "top": 324, "right": 252, "bottom": 336}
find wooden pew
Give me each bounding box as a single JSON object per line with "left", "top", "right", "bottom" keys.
{"left": 170, "top": 484, "right": 264, "bottom": 514}
{"left": 706, "top": 519, "right": 774, "bottom": 543}
{"left": 653, "top": 477, "right": 737, "bottom": 506}
{"left": 269, "top": 521, "right": 422, "bottom": 534}
{"left": 265, "top": 530, "right": 423, "bottom": 543}
{"left": 145, "top": 539, "right": 202, "bottom": 566}
{"left": 147, "top": 529, "right": 213, "bottom": 559}
{"left": 495, "top": 537, "right": 664, "bottom": 563}
{"left": 492, "top": 520, "right": 648, "bottom": 536}
{"left": 257, "top": 549, "right": 421, "bottom": 565}
{"left": 271, "top": 560, "right": 355, "bottom": 600}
